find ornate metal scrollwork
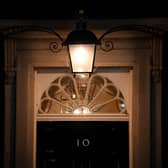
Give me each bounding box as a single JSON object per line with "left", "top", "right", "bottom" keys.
{"left": 49, "top": 41, "right": 63, "bottom": 53}
{"left": 1, "top": 25, "right": 64, "bottom": 41}
{"left": 100, "top": 38, "right": 113, "bottom": 52}
{"left": 1, "top": 25, "right": 64, "bottom": 53}
{"left": 1, "top": 25, "right": 65, "bottom": 85}
{"left": 98, "top": 24, "right": 163, "bottom": 52}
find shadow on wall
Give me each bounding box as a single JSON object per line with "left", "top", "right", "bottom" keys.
{"left": 162, "top": 32, "right": 168, "bottom": 168}
{"left": 0, "top": 34, "right": 4, "bottom": 168}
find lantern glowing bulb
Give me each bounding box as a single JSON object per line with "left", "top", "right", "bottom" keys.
{"left": 69, "top": 44, "right": 95, "bottom": 72}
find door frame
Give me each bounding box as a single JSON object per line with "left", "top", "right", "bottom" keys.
{"left": 3, "top": 24, "right": 162, "bottom": 168}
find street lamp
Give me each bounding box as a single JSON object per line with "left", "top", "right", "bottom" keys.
{"left": 62, "top": 10, "right": 100, "bottom": 73}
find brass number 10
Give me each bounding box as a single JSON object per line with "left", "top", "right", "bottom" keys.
{"left": 76, "top": 138, "right": 90, "bottom": 147}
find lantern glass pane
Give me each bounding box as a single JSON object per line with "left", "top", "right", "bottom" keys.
{"left": 69, "top": 44, "right": 95, "bottom": 72}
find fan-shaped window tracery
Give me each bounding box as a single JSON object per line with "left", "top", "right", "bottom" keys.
{"left": 38, "top": 74, "right": 127, "bottom": 115}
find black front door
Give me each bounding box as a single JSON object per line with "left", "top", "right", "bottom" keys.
{"left": 37, "top": 121, "right": 129, "bottom": 168}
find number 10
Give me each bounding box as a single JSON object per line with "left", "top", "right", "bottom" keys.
{"left": 76, "top": 138, "right": 90, "bottom": 147}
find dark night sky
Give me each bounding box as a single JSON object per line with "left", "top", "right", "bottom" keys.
{"left": 0, "top": 1, "right": 168, "bottom": 19}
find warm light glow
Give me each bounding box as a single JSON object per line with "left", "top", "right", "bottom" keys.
{"left": 69, "top": 44, "right": 95, "bottom": 72}
{"left": 73, "top": 106, "right": 91, "bottom": 115}
{"left": 119, "top": 102, "right": 126, "bottom": 110}
{"left": 79, "top": 74, "right": 89, "bottom": 78}
{"left": 75, "top": 73, "right": 90, "bottom": 79}
{"left": 71, "top": 94, "right": 76, "bottom": 99}
{"left": 74, "top": 47, "right": 88, "bottom": 62}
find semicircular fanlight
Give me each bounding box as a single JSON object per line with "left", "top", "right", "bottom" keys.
{"left": 38, "top": 74, "right": 127, "bottom": 114}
